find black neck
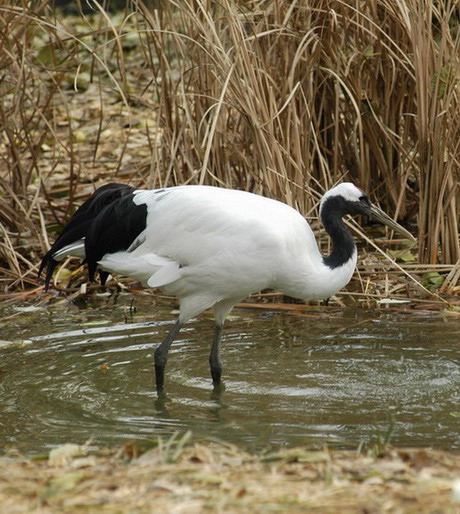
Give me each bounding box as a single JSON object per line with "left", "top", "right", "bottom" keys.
{"left": 321, "top": 199, "right": 356, "bottom": 269}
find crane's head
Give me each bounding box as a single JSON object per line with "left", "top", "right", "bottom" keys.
{"left": 320, "top": 183, "right": 415, "bottom": 240}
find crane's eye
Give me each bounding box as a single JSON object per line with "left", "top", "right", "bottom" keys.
{"left": 359, "top": 194, "right": 371, "bottom": 205}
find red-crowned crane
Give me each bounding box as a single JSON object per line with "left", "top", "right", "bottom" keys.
{"left": 40, "top": 183, "right": 414, "bottom": 391}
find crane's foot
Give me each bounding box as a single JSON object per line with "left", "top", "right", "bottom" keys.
{"left": 210, "top": 381, "right": 226, "bottom": 401}
{"left": 212, "top": 380, "right": 225, "bottom": 392}
{"left": 154, "top": 390, "right": 170, "bottom": 411}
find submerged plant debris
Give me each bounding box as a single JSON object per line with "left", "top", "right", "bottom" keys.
{"left": 1, "top": 441, "right": 459, "bottom": 513}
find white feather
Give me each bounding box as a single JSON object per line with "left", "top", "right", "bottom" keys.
{"left": 94, "top": 186, "right": 356, "bottom": 322}
{"left": 44, "top": 182, "right": 410, "bottom": 389}
{"left": 53, "top": 239, "right": 85, "bottom": 261}
{"left": 320, "top": 182, "right": 363, "bottom": 213}
{"left": 147, "top": 262, "right": 182, "bottom": 288}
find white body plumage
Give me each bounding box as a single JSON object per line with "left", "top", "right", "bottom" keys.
{"left": 42, "top": 182, "right": 412, "bottom": 389}
{"left": 98, "top": 186, "right": 357, "bottom": 323}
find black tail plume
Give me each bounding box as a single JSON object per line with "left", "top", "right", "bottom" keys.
{"left": 40, "top": 183, "right": 136, "bottom": 290}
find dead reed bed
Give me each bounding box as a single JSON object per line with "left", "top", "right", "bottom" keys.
{"left": 0, "top": 0, "right": 459, "bottom": 300}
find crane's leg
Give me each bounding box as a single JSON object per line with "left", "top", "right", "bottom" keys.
{"left": 154, "top": 320, "right": 183, "bottom": 391}
{"left": 209, "top": 323, "right": 223, "bottom": 387}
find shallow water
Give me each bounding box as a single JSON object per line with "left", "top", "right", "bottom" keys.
{"left": 0, "top": 294, "right": 459, "bottom": 454}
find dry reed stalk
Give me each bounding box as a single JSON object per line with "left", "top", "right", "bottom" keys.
{"left": 142, "top": 1, "right": 458, "bottom": 262}
{"left": 0, "top": 0, "right": 459, "bottom": 297}
{"left": 396, "top": 0, "right": 460, "bottom": 269}
{"left": 138, "top": 0, "right": 459, "bottom": 293}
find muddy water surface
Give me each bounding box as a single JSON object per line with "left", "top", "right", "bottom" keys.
{"left": 0, "top": 294, "right": 458, "bottom": 454}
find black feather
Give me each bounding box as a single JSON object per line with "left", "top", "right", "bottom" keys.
{"left": 84, "top": 193, "right": 147, "bottom": 281}
{"left": 99, "top": 270, "right": 110, "bottom": 286}
{"left": 39, "top": 183, "right": 142, "bottom": 290}
{"left": 320, "top": 196, "right": 356, "bottom": 270}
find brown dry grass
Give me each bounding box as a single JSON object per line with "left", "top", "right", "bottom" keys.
{"left": 0, "top": 1, "right": 459, "bottom": 297}
{"left": 1, "top": 440, "right": 459, "bottom": 513}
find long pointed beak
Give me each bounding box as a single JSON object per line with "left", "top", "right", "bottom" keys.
{"left": 370, "top": 204, "right": 416, "bottom": 241}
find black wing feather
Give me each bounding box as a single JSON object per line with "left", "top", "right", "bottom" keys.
{"left": 40, "top": 183, "right": 145, "bottom": 290}
{"left": 84, "top": 193, "right": 148, "bottom": 281}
